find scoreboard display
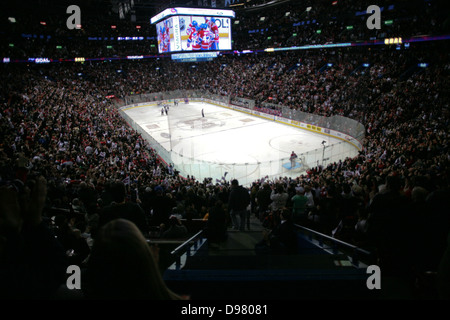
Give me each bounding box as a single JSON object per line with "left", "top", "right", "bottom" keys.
{"left": 151, "top": 7, "right": 235, "bottom": 54}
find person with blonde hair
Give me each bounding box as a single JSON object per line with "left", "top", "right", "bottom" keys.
{"left": 84, "top": 218, "right": 184, "bottom": 300}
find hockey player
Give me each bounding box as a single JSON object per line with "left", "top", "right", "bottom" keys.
{"left": 206, "top": 17, "right": 219, "bottom": 50}
{"left": 159, "top": 25, "right": 170, "bottom": 53}
{"left": 186, "top": 20, "right": 198, "bottom": 37}
{"left": 187, "top": 26, "right": 202, "bottom": 51}
{"left": 199, "top": 23, "right": 213, "bottom": 50}
{"left": 290, "top": 151, "right": 298, "bottom": 169}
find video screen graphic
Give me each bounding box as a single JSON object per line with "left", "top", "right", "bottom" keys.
{"left": 179, "top": 16, "right": 231, "bottom": 52}
{"left": 151, "top": 7, "right": 234, "bottom": 54}
{"left": 156, "top": 19, "right": 172, "bottom": 53}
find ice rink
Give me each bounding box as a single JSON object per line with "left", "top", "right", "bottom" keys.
{"left": 121, "top": 101, "right": 359, "bottom": 186}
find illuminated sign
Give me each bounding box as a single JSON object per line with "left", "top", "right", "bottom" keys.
{"left": 75, "top": 57, "right": 85, "bottom": 62}
{"left": 35, "top": 57, "right": 51, "bottom": 64}
{"left": 172, "top": 16, "right": 182, "bottom": 52}
{"left": 171, "top": 51, "right": 219, "bottom": 62}
{"left": 264, "top": 42, "right": 352, "bottom": 53}
{"left": 154, "top": 13, "right": 232, "bottom": 53}
{"left": 117, "top": 36, "right": 144, "bottom": 40}
{"left": 171, "top": 51, "right": 219, "bottom": 60}
{"left": 151, "top": 7, "right": 235, "bottom": 24}
{"left": 234, "top": 50, "right": 253, "bottom": 54}
{"left": 384, "top": 37, "right": 402, "bottom": 45}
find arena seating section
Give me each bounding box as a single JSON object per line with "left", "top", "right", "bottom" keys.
{"left": 1, "top": 0, "right": 449, "bottom": 300}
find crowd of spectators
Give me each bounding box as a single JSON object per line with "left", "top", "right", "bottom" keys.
{"left": 233, "top": 0, "right": 448, "bottom": 49}
{"left": 1, "top": 0, "right": 449, "bottom": 300}
{"left": 2, "top": 0, "right": 449, "bottom": 58}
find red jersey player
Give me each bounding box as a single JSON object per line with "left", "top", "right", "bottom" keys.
{"left": 159, "top": 24, "right": 170, "bottom": 53}
{"left": 187, "top": 26, "right": 201, "bottom": 50}
{"left": 186, "top": 20, "right": 198, "bottom": 37}
{"left": 199, "top": 23, "right": 213, "bottom": 50}
{"left": 290, "top": 151, "right": 298, "bottom": 169}
{"left": 206, "top": 17, "right": 219, "bottom": 50}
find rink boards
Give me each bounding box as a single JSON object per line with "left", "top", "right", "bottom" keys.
{"left": 119, "top": 99, "right": 360, "bottom": 185}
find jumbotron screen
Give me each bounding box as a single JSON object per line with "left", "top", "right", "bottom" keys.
{"left": 151, "top": 7, "right": 235, "bottom": 54}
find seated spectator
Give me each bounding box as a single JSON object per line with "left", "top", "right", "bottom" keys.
{"left": 255, "top": 209, "right": 298, "bottom": 254}
{"left": 84, "top": 218, "right": 185, "bottom": 300}
{"left": 53, "top": 214, "right": 90, "bottom": 266}
{"left": 160, "top": 216, "right": 188, "bottom": 239}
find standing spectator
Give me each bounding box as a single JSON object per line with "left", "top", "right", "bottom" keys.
{"left": 291, "top": 187, "right": 308, "bottom": 224}
{"left": 98, "top": 181, "right": 148, "bottom": 237}
{"left": 250, "top": 183, "right": 260, "bottom": 218}
{"left": 304, "top": 185, "right": 315, "bottom": 212}
{"left": 0, "top": 176, "right": 68, "bottom": 299}
{"left": 366, "top": 175, "right": 413, "bottom": 278}
{"left": 150, "top": 186, "right": 173, "bottom": 227}
{"left": 256, "top": 183, "right": 272, "bottom": 222}
{"left": 228, "top": 179, "right": 250, "bottom": 231}
{"left": 333, "top": 183, "right": 360, "bottom": 242}
{"left": 315, "top": 184, "right": 340, "bottom": 235}
{"left": 270, "top": 184, "right": 289, "bottom": 212}
{"left": 205, "top": 200, "right": 228, "bottom": 246}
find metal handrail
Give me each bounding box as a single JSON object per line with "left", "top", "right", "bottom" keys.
{"left": 294, "top": 224, "right": 373, "bottom": 267}
{"left": 170, "top": 230, "right": 205, "bottom": 270}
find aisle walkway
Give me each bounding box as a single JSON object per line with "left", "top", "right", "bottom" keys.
{"left": 209, "top": 214, "right": 265, "bottom": 256}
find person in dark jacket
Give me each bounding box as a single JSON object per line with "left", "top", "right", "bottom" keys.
{"left": 255, "top": 209, "right": 298, "bottom": 254}
{"left": 256, "top": 183, "right": 272, "bottom": 222}
{"left": 0, "top": 176, "right": 68, "bottom": 299}
{"left": 98, "top": 181, "right": 148, "bottom": 237}
{"left": 160, "top": 216, "right": 188, "bottom": 239}
{"left": 206, "top": 200, "right": 228, "bottom": 244}
{"left": 228, "top": 179, "right": 250, "bottom": 231}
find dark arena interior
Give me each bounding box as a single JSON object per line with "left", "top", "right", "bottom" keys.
{"left": 1, "top": 0, "right": 450, "bottom": 305}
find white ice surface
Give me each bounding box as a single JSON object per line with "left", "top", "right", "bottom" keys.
{"left": 123, "top": 101, "right": 358, "bottom": 186}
